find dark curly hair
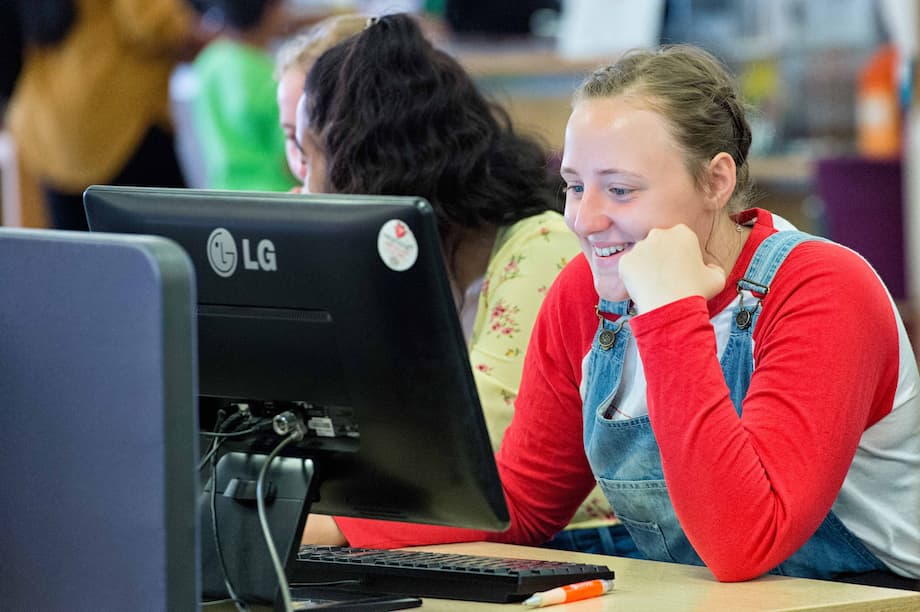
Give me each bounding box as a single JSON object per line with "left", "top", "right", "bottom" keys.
{"left": 302, "top": 13, "right": 562, "bottom": 263}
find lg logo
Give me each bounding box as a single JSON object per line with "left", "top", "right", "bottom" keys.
{"left": 207, "top": 228, "right": 277, "bottom": 277}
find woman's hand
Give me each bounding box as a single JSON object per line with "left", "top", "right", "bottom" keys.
{"left": 302, "top": 514, "right": 348, "bottom": 546}
{"left": 619, "top": 224, "right": 727, "bottom": 314}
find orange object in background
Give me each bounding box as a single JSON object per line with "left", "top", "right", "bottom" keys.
{"left": 857, "top": 44, "right": 902, "bottom": 158}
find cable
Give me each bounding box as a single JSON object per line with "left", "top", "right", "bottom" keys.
{"left": 199, "top": 408, "right": 250, "bottom": 441}
{"left": 198, "top": 419, "right": 226, "bottom": 473}
{"left": 198, "top": 421, "right": 271, "bottom": 472}
{"left": 256, "top": 430, "right": 302, "bottom": 612}
{"left": 197, "top": 441, "right": 220, "bottom": 473}
{"left": 200, "top": 424, "right": 266, "bottom": 439}
{"left": 201, "top": 403, "right": 267, "bottom": 610}
{"left": 198, "top": 408, "right": 273, "bottom": 473}
{"left": 203, "top": 406, "right": 304, "bottom": 611}
{"left": 199, "top": 410, "right": 235, "bottom": 473}
{"left": 209, "top": 437, "right": 249, "bottom": 612}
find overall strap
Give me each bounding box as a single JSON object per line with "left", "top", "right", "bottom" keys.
{"left": 735, "top": 230, "right": 827, "bottom": 330}
{"left": 739, "top": 231, "right": 825, "bottom": 296}
{"left": 722, "top": 230, "right": 826, "bottom": 412}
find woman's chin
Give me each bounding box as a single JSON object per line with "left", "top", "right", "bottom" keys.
{"left": 594, "top": 280, "right": 628, "bottom": 304}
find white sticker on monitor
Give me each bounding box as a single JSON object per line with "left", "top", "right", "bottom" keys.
{"left": 377, "top": 219, "right": 419, "bottom": 271}
{"left": 307, "top": 416, "right": 336, "bottom": 437}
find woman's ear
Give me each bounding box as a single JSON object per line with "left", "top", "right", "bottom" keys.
{"left": 705, "top": 152, "right": 737, "bottom": 211}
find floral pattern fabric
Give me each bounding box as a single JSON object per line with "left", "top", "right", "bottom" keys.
{"left": 468, "top": 210, "right": 615, "bottom": 528}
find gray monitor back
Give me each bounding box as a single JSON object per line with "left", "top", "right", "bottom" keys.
{"left": 0, "top": 228, "right": 199, "bottom": 611}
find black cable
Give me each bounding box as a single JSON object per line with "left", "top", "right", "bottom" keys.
{"left": 198, "top": 414, "right": 272, "bottom": 473}
{"left": 198, "top": 409, "right": 229, "bottom": 473}
{"left": 203, "top": 406, "right": 297, "bottom": 610}
{"left": 199, "top": 406, "right": 253, "bottom": 609}
{"left": 197, "top": 441, "right": 220, "bottom": 473}
{"left": 200, "top": 424, "right": 266, "bottom": 438}
{"left": 256, "top": 432, "right": 302, "bottom": 612}
{"left": 201, "top": 408, "right": 247, "bottom": 440}
{"left": 198, "top": 423, "right": 269, "bottom": 472}
{"left": 208, "top": 427, "right": 249, "bottom": 611}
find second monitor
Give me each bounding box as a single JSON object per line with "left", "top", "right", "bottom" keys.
{"left": 84, "top": 185, "right": 510, "bottom": 603}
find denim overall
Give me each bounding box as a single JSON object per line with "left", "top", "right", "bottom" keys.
{"left": 583, "top": 230, "right": 888, "bottom": 578}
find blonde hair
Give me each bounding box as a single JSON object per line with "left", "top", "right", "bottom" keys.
{"left": 576, "top": 45, "right": 754, "bottom": 212}
{"left": 274, "top": 13, "right": 369, "bottom": 81}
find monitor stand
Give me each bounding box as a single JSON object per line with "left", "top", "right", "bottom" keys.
{"left": 200, "top": 451, "right": 421, "bottom": 611}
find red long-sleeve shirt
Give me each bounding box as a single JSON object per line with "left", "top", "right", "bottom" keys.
{"left": 337, "top": 209, "right": 920, "bottom": 581}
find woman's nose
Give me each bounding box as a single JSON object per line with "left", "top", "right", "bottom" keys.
{"left": 568, "top": 188, "right": 611, "bottom": 237}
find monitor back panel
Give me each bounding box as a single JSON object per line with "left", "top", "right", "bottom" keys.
{"left": 0, "top": 229, "right": 199, "bottom": 611}
{"left": 84, "top": 186, "right": 509, "bottom": 531}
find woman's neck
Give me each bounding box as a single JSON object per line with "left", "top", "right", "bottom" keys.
{"left": 450, "top": 226, "right": 497, "bottom": 297}
{"left": 706, "top": 212, "right": 750, "bottom": 276}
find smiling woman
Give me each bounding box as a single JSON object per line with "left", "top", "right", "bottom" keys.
{"left": 325, "top": 43, "right": 920, "bottom": 591}
{"left": 560, "top": 96, "right": 737, "bottom": 305}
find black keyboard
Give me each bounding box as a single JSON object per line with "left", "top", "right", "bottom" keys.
{"left": 290, "top": 545, "right": 615, "bottom": 603}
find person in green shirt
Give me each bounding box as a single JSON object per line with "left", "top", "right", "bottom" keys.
{"left": 191, "top": 0, "right": 296, "bottom": 191}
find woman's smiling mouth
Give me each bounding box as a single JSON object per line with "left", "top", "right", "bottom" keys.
{"left": 593, "top": 243, "right": 630, "bottom": 257}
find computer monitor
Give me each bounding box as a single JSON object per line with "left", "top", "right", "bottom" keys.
{"left": 84, "top": 185, "right": 510, "bottom": 605}
{"left": 0, "top": 228, "right": 198, "bottom": 611}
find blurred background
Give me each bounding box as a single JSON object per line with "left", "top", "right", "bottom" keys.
{"left": 1, "top": 0, "right": 918, "bottom": 345}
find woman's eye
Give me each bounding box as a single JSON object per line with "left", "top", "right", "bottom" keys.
{"left": 291, "top": 136, "right": 307, "bottom": 156}
{"left": 565, "top": 184, "right": 584, "bottom": 194}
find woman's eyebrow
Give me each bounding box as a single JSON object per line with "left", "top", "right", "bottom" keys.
{"left": 561, "top": 166, "right": 636, "bottom": 178}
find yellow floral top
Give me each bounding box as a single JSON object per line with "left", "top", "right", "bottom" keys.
{"left": 469, "top": 210, "right": 616, "bottom": 529}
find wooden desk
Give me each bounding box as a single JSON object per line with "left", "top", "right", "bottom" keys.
{"left": 224, "top": 541, "right": 919, "bottom": 611}
{"left": 406, "top": 542, "right": 920, "bottom": 612}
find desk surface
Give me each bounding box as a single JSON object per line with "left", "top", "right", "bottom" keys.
{"left": 404, "top": 542, "right": 920, "bottom": 612}
{"left": 223, "top": 542, "right": 919, "bottom": 611}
